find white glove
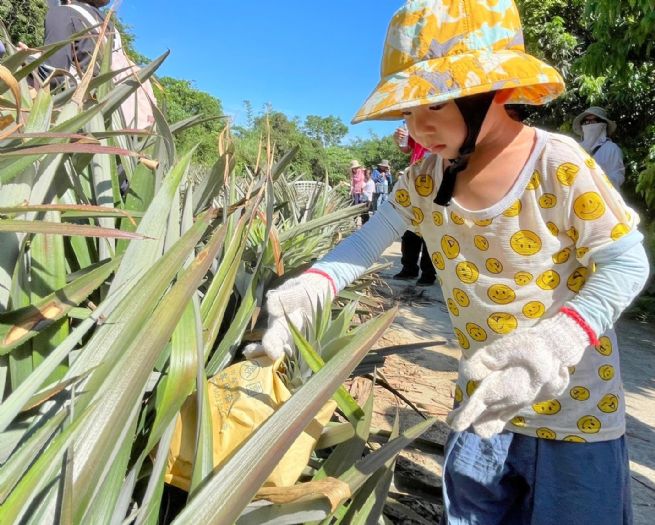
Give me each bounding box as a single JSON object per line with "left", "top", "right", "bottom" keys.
{"left": 243, "top": 272, "right": 334, "bottom": 361}
{"left": 447, "top": 312, "right": 592, "bottom": 439}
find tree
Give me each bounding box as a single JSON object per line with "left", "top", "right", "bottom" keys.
{"left": 0, "top": 0, "right": 48, "bottom": 47}
{"left": 156, "top": 76, "right": 225, "bottom": 165}
{"left": 303, "top": 115, "right": 348, "bottom": 148}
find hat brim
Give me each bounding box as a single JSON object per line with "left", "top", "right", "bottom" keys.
{"left": 352, "top": 50, "right": 565, "bottom": 124}
{"left": 572, "top": 110, "right": 617, "bottom": 136}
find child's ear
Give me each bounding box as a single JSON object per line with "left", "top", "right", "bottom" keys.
{"left": 494, "top": 89, "right": 515, "bottom": 104}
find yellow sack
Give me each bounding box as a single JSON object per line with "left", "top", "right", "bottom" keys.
{"left": 165, "top": 357, "right": 336, "bottom": 492}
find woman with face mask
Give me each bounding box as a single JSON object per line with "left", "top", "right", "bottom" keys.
{"left": 573, "top": 107, "right": 626, "bottom": 189}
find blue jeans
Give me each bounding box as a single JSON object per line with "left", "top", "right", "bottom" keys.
{"left": 442, "top": 430, "right": 632, "bottom": 525}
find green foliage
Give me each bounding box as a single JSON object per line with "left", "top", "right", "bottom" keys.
{"left": 156, "top": 76, "right": 225, "bottom": 165}
{"left": 0, "top": 0, "right": 48, "bottom": 47}
{"left": 303, "top": 114, "right": 348, "bottom": 148}
{"left": 349, "top": 133, "right": 411, "bottom": 175}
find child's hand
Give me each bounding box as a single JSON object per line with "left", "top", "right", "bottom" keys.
{"left": 243, "top": 272, "right": 334, "bottom": 360}
{"left": 393, "top": 126, "right": 408, "bottom": 146}
{"left": 447, "top": 312, "right": 591, "bottom": 438}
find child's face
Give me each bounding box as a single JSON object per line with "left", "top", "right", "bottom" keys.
{"left": 403, "top": 101, "right": 467, "bottom": 159}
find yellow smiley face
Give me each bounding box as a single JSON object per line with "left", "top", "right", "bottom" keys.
{"left": 556, "top": 162, "right": 580, "bottom": 186}
{"left": 536, "top": 269, "right": 561, "bottom": 290}
{"left": 432, "top": 211, "right": 444, "bottom": 226}
{"left": 502, "top": 199, "right": 523, "bottom": 217}
{"left": 567, "top": 267, "right": 588, "bottom": 293}
{"left": 441, "top": 235, "right": 460, "bottom": 259}
{"left": 432, "top": 251, "right": 445, "bottom": 271}
{"left": 453, "top": 288, "right": 470, "bottom": 307}
{"left": 454, "top": 328, "right": 470, "bottom": 350}
{"left": 514, "top": 271, "right": 533, "bottom": 286}
{"left": 414, "top": 174, "right": 434, "bottom": 196}
{"left": 486, "top": 258, "right": 503, "bottom": 274}
{"left": 454, "top": 384, "right": 463, "bottom": 403}
{"left": 447, "top": 298, "right": 460, "bottom": 317}
{"left": 474, "top": 235, "right": 489, "bottom": 251}
{"left": 536, "top": 427, "right": 556, "bottom": 440}
{"left": 569, "top": 386, "right": 590, "bottom": 401}
{"left": 395, "top": 189, "right": 411, "bottom": 207}
{"left": 466, "top": 380, "right": 479, "bottom": 397}
{"left": 511, "top": 416, "right": 527, "bottom": 428}
{"left": 466, "top": 322, "right": 488, "bottom": 342}
{"left": 526, "top": 170, "right": 541, "bottom": 190}
{"left": 563, "top": 435, "right": 587, "bottom": 443}
{"left": 522, "top": 300, "right": 546, "bottom": 319}
{"left": 574, "top": 192, "right": 606, "bottom": 221}
{"left": 411, "top": 207, "right": 424, "bottom": 226}
{"left": 595, "top": 335, "right": 613, "bottom": 356}
{"left": 611, "top": 223, "right": 630, "bottom": 240}
{"left": 456, "top": 261, "right": 479, "bottom": 284}
{"left": 552, "top": 247, "right": 572, "bottom": 264}
{"left": 487, "top": 284, "right": 516, "bottom": 305}
{"left": 598, "top": 365, "right": 615, "bottom": 381}
{"left": 547, "top": 222, "right": 559, "bottom": 236}
{"left": 473, "top": 218, "right": 493, "bottom": 227}
{"left": 597, "top": 393, "right": 620, "bottom": 413}
{"left": 450, "top": 211, "right": 465, "bottom": 225}
{"left": 577, "top": 415, "right": 602, "bottom": 434}
{"left": 532, "top": 399, "right": 561, "bottom": 415}
{"left": 566, "top": 227, "right": 579, "bottom": 243}
{"left": 585, "top": 156, "right": 597, "bottom": 169}
{"left": 487, "top": 312, "right": 518, "bottom": 334}
{"left": 539, "top": 193, "right": 557, "bottom": 208}
{"left": 576, "top": 247, "right": 589, "bottom": 259}
{"left": 510, "top": 230, "right": 542, "bottom": 256}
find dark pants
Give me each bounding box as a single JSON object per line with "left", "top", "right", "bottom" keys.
{"left": 401, "top": 231, "right": 435, "bottom": 278}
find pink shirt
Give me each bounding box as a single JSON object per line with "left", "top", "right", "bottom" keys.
{"left": 351, "top": 169, "right": 365, "bottom": 194}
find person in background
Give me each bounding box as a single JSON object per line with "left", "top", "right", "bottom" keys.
{"left": 361, "top": 168, "right": 375, "bottom": 224}
{"left": 573, "top": 106, "right": 626, "bottom": 189}
{"left": 372, "top": 160, "right": 392, "bottom": 212}
{"left": 42, "top": 0, "right": 112, "bottom": 87}
{"left": 349, "top": 160, "right": 365, "bottom": 205}
{"left": 393, "top": 126, "right": 436, "bottom": 286}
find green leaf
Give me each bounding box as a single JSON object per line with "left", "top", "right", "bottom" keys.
{"left": 171, "top": 307, "right": 397, "bottom": 525}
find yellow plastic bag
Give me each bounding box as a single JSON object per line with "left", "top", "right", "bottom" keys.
{"left": 165, "top": 357, "right": 336, "bottom": 492}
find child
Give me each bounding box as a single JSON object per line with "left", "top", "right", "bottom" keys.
{"left": 245, "top": 1, "right": 649, "bottom": 523}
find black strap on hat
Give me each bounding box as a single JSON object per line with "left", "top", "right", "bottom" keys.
{"left": 434, "top": 92, "right": 496, "bottom": 206}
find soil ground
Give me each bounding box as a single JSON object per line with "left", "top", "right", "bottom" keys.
{"left": 354, "top": 241, "right": 655, "bottom": 524}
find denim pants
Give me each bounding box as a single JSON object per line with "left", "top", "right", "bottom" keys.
{"left": 442, "top": 430, "right": 632, "bottom": 525}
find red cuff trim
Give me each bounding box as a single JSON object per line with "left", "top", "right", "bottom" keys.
{"left": 305, "top": 269, "right": 337, "bottom": 296}
{"left": 560, "top": 306, "right": 600, "bottom": 346}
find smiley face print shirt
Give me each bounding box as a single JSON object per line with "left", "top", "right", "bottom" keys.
{"left": 388, "top": 129, "right": 639, "bottom": 442}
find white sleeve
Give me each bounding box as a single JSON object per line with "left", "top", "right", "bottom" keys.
{"left": 312, "top": 201, "right": 406, "bottom": 291}
{"left": 565, "top": 231, "right": 649, "bottom": 335}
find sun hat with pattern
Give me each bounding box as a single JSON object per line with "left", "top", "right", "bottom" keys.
{"left": 352, "top": 0, "right": 565, "bottom": 123}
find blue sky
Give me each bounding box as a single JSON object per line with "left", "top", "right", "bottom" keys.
{"left": 118, "top": 1, "right": 404, "bottom": 143}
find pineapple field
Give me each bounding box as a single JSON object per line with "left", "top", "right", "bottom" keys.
{"left": 0, "top": 27, "right": 439, "bottom": 524}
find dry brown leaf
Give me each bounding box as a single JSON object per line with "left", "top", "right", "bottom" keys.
{"left": 254, "top": 477, "right": 351, "bottom": 513}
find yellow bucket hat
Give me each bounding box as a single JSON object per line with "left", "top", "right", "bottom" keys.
{"left": 353, "top": 0, "right": 565, "bottom": 123}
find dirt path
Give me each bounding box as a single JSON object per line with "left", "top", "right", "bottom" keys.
{"left": 361, "top": 241, "right": 655, "bottom": 524}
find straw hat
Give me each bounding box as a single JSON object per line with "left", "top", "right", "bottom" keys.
{"left": 349, "top": 160, "right": 362, "bottom": 170}
{"left": 572, "top": 107, "right": 617, "bottom": 136}
{"left": 378, "top": 159, "right": 391, "bottom": 168}
{"left": 353, "top": 0, "right": 565, "bottom": 123}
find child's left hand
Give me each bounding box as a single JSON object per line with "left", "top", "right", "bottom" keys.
{"left": 447, "top": 312, "right": 592, "bottom": 438}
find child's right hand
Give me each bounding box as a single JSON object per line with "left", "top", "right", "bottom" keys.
{"left": 243, "top": 272, "right": 334, "bottom": 361}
